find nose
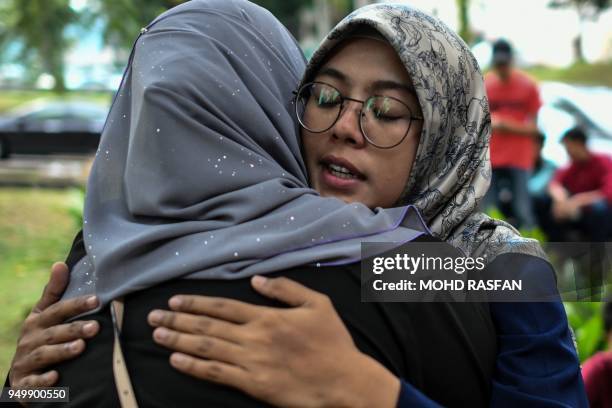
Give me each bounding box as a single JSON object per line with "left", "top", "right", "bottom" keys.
{"left": 331, "top": 100, "right": 367, "bottom": 147}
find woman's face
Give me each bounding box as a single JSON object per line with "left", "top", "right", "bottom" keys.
{"left": 301, "top": 38, "right": 422, "bottom": 209}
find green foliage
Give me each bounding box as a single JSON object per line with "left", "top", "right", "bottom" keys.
{"left": 484, "top": 206, "right": 505, "bottom": 222}
{"left": 66, "top": 187, "right": 85, "bottom": 229}
{"left": 91, "top": 0, "right": 318, "bottom": 52}
{"left": 252, "top": 0, "right": 313, "bottom": 38}
{"left": 0, "top": 0, "right": 79, "bottom": 91}
{"left": 483, "top": 206, "right": 547, "bottom": 241}
{"left": 0, "top": 0, "right": 339, "bottom": 85}
{"left": 88, "top": 0, "right": 188, "bottom": 51}
{"left": 0, "top": 188, "right": 80, "bottom": 382}
{"left": 564, "top": 302, "right": 606, "bottom": 361}
{"left": 549, "top": 0, "right": 610, "bottom": 16}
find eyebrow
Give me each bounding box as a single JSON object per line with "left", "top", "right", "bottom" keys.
{"left": 316, "top": 66, "right": 417, "bottom": 95}
{"left": 372, "top": 79, "right": 417, "bottom": 95}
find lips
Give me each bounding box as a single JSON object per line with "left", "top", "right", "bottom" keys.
{"left": 316, "top": 154, "right": 366, "bottom": 191}
{"left": 320, "top": 155, "right": 365, "bottom": 180}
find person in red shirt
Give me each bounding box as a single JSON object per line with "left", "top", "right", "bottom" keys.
{"left": 548, "top": 127, "right": 612, "bottom": 242}
{"left": 482, "top": 39, "right": 541, "bottom": 230}
{"left": 582, "top": 301, "right": 612, "bottom": 408}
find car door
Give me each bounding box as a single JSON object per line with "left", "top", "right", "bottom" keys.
{"left": 14, "top": 106, "right": 69, "bottom": 154}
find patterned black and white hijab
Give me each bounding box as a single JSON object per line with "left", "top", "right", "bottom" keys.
{"left": 303, "top": 3, "right": 546, "bottom": 261}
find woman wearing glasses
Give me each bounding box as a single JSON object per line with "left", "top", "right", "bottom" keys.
{"left": 7, "top": 1, "right": 586, "bottom": 406}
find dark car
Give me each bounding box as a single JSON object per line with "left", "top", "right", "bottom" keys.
{"left": 0, "top": 100, "right": 109, "bottom": 159}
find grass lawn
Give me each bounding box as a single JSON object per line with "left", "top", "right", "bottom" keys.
{"left": 0, "top": 187, "right": 80, "bottom": 382}
{"left": 526, "top": 61, "right": 612, "bottom": 87}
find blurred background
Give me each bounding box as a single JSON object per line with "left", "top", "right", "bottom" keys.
{"left": 1, "top": 0, "right": 611, "bottom": 383}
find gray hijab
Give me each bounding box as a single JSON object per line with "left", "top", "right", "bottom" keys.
{"left": 303, "top": 3, "right": 546, "bottom": 261}
{"left": 62, "top": 0, "right": 426, "bottom": 306}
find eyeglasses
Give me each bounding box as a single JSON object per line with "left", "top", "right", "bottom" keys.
{"left": 294, "top": 81, "right": 423, "bottom": 149}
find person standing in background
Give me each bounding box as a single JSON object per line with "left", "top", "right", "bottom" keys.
{"left": 529, "top": 132, "right": 558, "bottom": 237}
{"left": 483, "top": 39, "right": 541, "bottom": 231}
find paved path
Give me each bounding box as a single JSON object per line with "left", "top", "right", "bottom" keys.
{"left": 0, "top": 154, "right": 92, "bottom": 187}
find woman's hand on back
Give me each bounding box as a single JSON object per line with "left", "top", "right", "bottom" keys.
{"left": 148, "top": 276, "right": 401, "bottom": 408}
{"left": 8, "top": 262, "right": 100, "bottom": 388}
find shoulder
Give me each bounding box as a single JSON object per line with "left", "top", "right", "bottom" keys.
{"left": 583, "top": 351, "right": 612, "bottom": 369}
{"left": 484, "top": 71, "right": 499, "bottom": 87}
{"left": 593, "top": 153, "right": 612, "bottom": 166}
{"left": 554, "top": 163, "right": 572, "bottom": 179}
{"left": 413, "top": 233, "right": 444, "bottom": 243}
{"left": 583, "top": 351, "right": 612, "bottom": 379}
{"left": 484, "top": 252, "right": 555, "bottom": 286}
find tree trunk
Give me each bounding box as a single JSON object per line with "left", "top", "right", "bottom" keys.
{"left": 456, "top": 0, "right": 472, "bottom": 44}
{"left": 40, "top": 35, "right": 67, "bottom": 93}
{"left": 314, "top": 0, "right": 332, "bottom": 42}
{"left": 573, "top": 9, "right": 586, "bottom": 64}
{"left": 572, "top": 33, "right": 585, "bottom": 63}
{"left": 353, "top": 0, "right": 373, "bottom": 8}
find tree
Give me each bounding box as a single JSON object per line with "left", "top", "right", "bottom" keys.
{"left": 88, "top": 0, "right": 188, "bottom": 52}
{"left": 548, "top": 0, "right": 611, "bottom": 63}
{"left": 251, "top": 0, "right": 312, "bottom": 38}
{"left": 0, "top": 0, "right": 78, "bottom": 92}
{"left": 91, "top": 0, "right": 314, "bottom": 52}
{"left": 456, "top": 0, "right": 473, "bottom": 45}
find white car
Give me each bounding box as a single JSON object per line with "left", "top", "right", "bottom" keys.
{"left": 538, "top": 81, "right": 612, "bottom": 166}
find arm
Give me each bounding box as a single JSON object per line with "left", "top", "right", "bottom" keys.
{"left": 567, "top": 190, "right": 605, "bottom": 208}
{"left": 569, "top": 155, "right": 612, "bottom": 206}
{"left": 489, "top": 302, "right": 588, "bottom": 407}
{"left": 549, "top": 182, "right": 604, "bottom": 218}
{"left": 6, "top": 262, "right": 100, "bottom": 390}
{"left": 148, "top": 277, "right": 449, "bottom": 407}
{"left": 147, "top": 276, "right": 403, "bottom": 408}
{"left": 151, "top": 273, "right": 587, "bottom": 408}
{"left": 581, "top": 353, "right": 607, "bottom": 407}
{"left": 492, "top": 115, "right": 538, "bottom": 136}
{"left": 396, "top": 381, "right": 444, "bottom": 408}
{"left": 548, "top": 181, "right": 569, "bottom": 203}
{"left": 486, "top": 254, "right": 588, "bottom": 407}
{"left": 548, "top": 176, "right": 576, "bottom": 221}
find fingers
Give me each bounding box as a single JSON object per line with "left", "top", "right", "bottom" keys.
{"left": 168, "top": 295, "right": 262, "bottom": 324}
{"left": 19, "top": 319, "right": 98, "bottom": 356}
{"left": 31, "top": 320, "right": 99, "bottom": 350}
{"left": 36, "top": 295, "right": 99, "bottom": 328}
{"left": 251, "top": 276, "right": 324, "bottom": 307}
{"left": 15, "top": 371, "right": 59, "bottom": 388}
{"left": 148, "top": 310, "right": 241, "bottom": 343}
{"left": 15, "top": 340, "right": 85, "bottom": 375}
{"left": 10, "top": 318, "right": 98, "bottom": 389}
{"left": 153, "top": 327, "right": 243, "bottom": 365}
{"left": 33, "top": 262, "right": 70, "bottom": 313}
{"left": 169, "top": 352, "right": 248, "bottom": 389}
